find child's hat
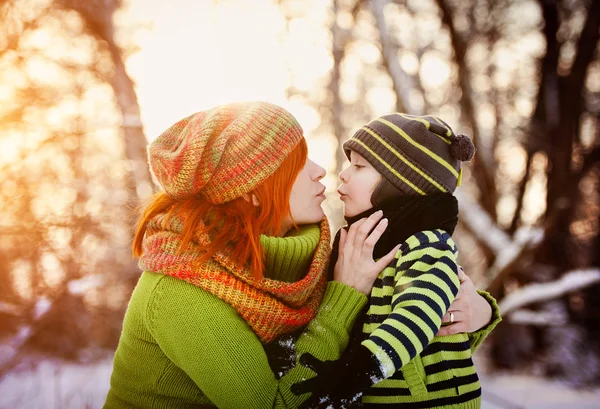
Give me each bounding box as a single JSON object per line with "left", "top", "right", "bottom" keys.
{"left": 148, "top": 101, "right": 304, "bottom": 204}
{"left": 343, "top": 113, "right": 475, "bottom": 205}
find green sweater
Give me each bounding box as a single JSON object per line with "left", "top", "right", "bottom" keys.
{"left": 359, "top": 230, "right": 501, "bottom": 408}
{"left": 104, "top": 226, "right": 367, "bottom": 409}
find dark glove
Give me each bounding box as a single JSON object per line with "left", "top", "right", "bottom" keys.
{"left": 264, "top": 331, "right": 300, "bottom": 380}
{"left": 291, "top": 344, "right": 384, "bottom": 409}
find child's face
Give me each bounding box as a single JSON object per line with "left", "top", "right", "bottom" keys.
{"left": 337, "top": 151, "right": 381, "bottom": 217}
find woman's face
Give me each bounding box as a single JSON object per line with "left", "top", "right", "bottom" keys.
{"left": 282, "top": 158, "right": 327, "bottom": 234}
{"left": 338, "top": 151, "right": 381, "bottom": 217}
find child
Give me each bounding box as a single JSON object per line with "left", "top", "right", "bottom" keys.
{"left": 292, "top": 113, "right": 501, "bottom": 408}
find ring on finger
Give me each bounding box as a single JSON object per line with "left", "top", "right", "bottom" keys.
{"left": 449, "top": 311, "right": 454, "bottom": 324}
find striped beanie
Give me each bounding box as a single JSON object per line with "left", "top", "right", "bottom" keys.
{"left": 148, "top": 101, "right": 304, "bottom": 204}
{"left": 343, "top": 113, "right": 475, "bottom": 205}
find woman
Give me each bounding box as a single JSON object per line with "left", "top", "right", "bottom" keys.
{"left": 103, "top": 101, "right": 495, "bottom": 409}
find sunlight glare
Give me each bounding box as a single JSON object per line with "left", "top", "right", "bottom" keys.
{"left": 420, "top": 52, "right": 450, "bottom": 88}
{"left": 123, "top": 0, "right": 292, "bottom": 142}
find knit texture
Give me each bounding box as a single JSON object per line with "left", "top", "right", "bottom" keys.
{"left": 343, "top": 113, "right": 475, "bottom": 203}
{"left": 357, "top": 229, "right": 501, "bottom": 408}
{"left": 138, "top": 214, "right": 331, "bottom": 343}
{"left": 260, "top": 224, "right": 321, "bottom": 283}
{"left": 470, "top": 290, "right": 502, "bottom": 353}
{"left": 148, "top": 101, "right": 304, "bottom": 203}
{"left": 103, "top": 273, "right": 368, "bottom": 409}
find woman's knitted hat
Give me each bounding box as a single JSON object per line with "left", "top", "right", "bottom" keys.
{"left": 148, "top": 101, "right": 304, "bottom": 204}
{"left": 343, "top": 113, "right": 475, "bottom": 205}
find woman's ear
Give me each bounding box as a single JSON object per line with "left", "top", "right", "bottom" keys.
{"left": 241, "top": 193, "right": 260, "bottom": 207}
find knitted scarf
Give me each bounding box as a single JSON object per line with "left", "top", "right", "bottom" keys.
{"left": 139, "top": 213, "right": 331, "bottom": 343}
{"left": 328, "top": 193, "right": 459, "bottom": 280}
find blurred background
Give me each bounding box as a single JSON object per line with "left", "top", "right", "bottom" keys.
{"left": 0, "top": 0, "right": 599, "bottom": 408}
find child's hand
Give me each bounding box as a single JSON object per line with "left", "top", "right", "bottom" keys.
{"left": 291, "top": 345, "right": 383, "bottom": 409}
{"left": 436, "top": 267, "right": 493, "bottom": 335}
{"left": 333, "top": 210, "right": 400, "bottom": 295}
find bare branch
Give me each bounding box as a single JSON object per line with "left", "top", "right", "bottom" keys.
{"left": 483, "top": 226, "right": 545, "bottom": 291}
{"left": 572, "top": 146, "right": 600, "bottom": 187}
{"left": 508, "top": 308, "right": 568, "bottom": 326}
{"left": 455, "top": 191, "right": 512, "bottom": 255}
{"left": 369, "top": 0, "right": 417, "bottom": 114}
{"left": 434, "top": 0, "right": 498, "bottom": 218}
{"left": 0, "top": 301, "right": 21, "bottom": 317}
{"left": 351, "top": 0, "right": 366, "bottom": 20}
{"left": 565, "top": 0, "right": 600, "bottom": 103}
{"left": 509, "top": 151, "right": 534, "bottom": 234}
{"left": 499, "top": 269, "right": 600, "bottom": 315}
{"left": 53, "top": 0, "right": 153, "bottom": 202}
{"left": 331, "top": 0, "right": 350, "bottom": 176}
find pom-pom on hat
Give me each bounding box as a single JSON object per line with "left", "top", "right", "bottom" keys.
{"left": 343, "top": 113, "right": 475, "bottom": 205}
{"left": 148, "top": 101, "right": 304, "bottom": 204}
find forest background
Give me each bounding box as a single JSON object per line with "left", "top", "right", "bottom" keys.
{"left": 0, "top": 0, "right": 599, "bottom": 407}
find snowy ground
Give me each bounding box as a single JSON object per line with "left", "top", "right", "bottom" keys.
{"left": 1, "top": 354, "right": 599, "bottom": 409}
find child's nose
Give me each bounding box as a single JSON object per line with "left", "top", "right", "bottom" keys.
{"left": 339, "top": 168, "right": 348, "bottom": 183}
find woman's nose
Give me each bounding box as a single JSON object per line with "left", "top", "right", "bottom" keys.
{"left": 315, "top": 164, "right": 326, "bottom": 181}
{"left": 310, "top": 160, "right": 326, "bottom": 181}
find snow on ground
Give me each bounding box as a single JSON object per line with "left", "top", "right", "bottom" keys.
{"left": 0, "top": 356, "right": 113, "bottom": 409}
{"left": 0, "top": 353, "right": 599, "bottom": 409}
{"left": 479, "top": 372, "right": 600, "bottom": 409}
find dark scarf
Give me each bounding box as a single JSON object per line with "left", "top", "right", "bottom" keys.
{"left": 328, "top": 193, "right": 459, "bottom": 281}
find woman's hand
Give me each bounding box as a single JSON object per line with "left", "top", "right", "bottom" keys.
{"left": 436, "top": 267, "right": 493, "bottom": 336}
{"left": 333, "top": 210, "right": 400, "bottom": 295}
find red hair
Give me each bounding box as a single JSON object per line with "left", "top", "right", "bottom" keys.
{"left": 132, "top": 139, "right": 308, "bottom": 280}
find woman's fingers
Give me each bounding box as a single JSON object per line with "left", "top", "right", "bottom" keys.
{"left": 338, "top": 228, "right": 347, "bottom": 257}
{"left": 441, "top": 310, "right": 463, "bottom": 324}
{"left": 374, "top": 243, "right": 401, "bottom": 273}
{"left": 436, "top": 322, "right": 466, "bottom": 336}
{"left": 437, "top": 311, "right": 468, "bottom": 336}
{"left": 362, "top": 218, "right": 389, "bottom": 253}
{"left": 352, "top": 210, "right": 384, "bottom": 248}
{"left": 345, "top": 218, "right": 366, "bottom": 251}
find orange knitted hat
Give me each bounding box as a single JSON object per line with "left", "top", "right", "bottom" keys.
{"left": 148, "top": 101, "right": 304, "bottom": 203}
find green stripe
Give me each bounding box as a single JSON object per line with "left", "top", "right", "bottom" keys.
{"left": 430, "top": 115, "right": 453, "bottom": 137}
{"left": 363, "top": 322, "right": 380, "bottom": 334}
{"left": 370, "top": 379, "right": 409, "bottom": 388}
{"left": 361, "top": 127, "right": 447, "bottom": 192}
{"left": 396, "top": 113, "right": 451, "bottom": 145}
{"left": 403, "top": 307, "right": 436, "bottom": 338}
{"left": 449, "top": 365, "right": 478, "bottom": 378}
{"left": 391, "top": 287, "right": 447, "bottom": 316}
{"left": 377, "top": 117, "right": 459, "bottom": 178}
{"left": 363, "top": 338, "right": 396, "bottom": 376}
{"left": 423, "top": 231, "right": 438, "bottom": 242}
{"left": 426, "top": 371, "right": 455, "bottom": 384}
{"left": 369, "top": 327, "right": 412, "bottom": 365}
{"left": 363, "top": 386, "right": 478, "bottom": 403}
{"left": 371, "top": 286, "right": 394, "bottom": 298}
{"left": 441, "top": 349, "right": 472, "bottom": 361}
{"left": 352, "top": 139, "right": 426, "bottom": 195}
{"left": 370, "top": 305, "right": 392, "bottom": 315}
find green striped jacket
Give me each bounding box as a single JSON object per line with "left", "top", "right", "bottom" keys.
{"left": 359, "top": 229, "right": 499, "bottom": 408}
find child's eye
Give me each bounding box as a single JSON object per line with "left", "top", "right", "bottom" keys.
{"left": 353, "top": 164, "right": 364, "bottom": 169}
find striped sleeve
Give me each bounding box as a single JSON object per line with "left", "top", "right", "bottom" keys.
{"left": 361, "top": 230, "right": 460, "bottom": 378}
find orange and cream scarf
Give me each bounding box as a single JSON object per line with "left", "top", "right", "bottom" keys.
{"left": 138, "top": 213, "right": 331, "bottom": 343}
